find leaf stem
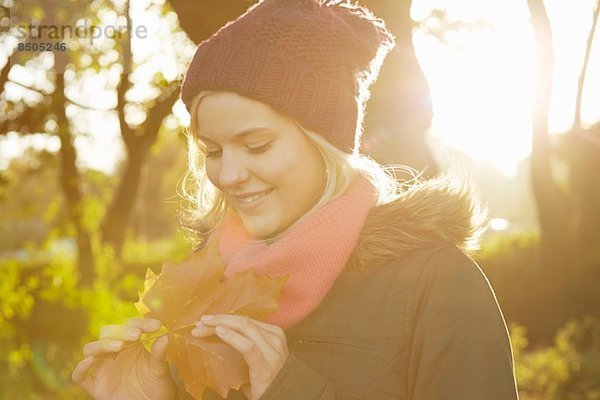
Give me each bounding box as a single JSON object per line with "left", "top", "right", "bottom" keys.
{"left": 111, "top": 322, "right": 197, "bottom": 359}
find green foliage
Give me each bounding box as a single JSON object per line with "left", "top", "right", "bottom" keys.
{"left": 0, "top": 149, "right": 66, "bottom": 250}
{"left": 478, "top": 231, "right": 600, "bottom": 399}
{"left": 512, "top": 317, "right": 600, "bottom": 400}
{"left": 478, "top": 230, "right": 540, "bottom": 263}
{"left": 0, "top": 261, "right": 37, "bottom": 322}
{"left": 123, "top": 230, "right": 193, "bottom": 266}
{"left": 1, "top": 0, "right": 195, "bottom": 396}
{"left": 0, "top": 232, "right": 192, "bottom": 399}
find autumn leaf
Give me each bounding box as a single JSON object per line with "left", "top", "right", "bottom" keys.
{"left": 86, "top": 343, "right": 168, "bottom": 400}
{"left": 135, "top": 241, "right": 287, "bottom": 399}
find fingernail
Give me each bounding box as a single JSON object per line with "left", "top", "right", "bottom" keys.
{"left": 201, "top": 315, "right": 213, "bottom": 322}
{"left": 108, "top": 341, "right": 122, "bottom": 350}
{"left": 149, "top": 319, "right": 161, "bottom": 329}
{"left": 126, "top": 328, "right": 140, "bottom": 340}
{"left": 215, "top": 326, "right": 227, "bottom": 334}
{"left": 194, "top": 321, "right": 204, "bottom": 329}
{"left": 191, "top": 328, "right": 200, "bottom": 337}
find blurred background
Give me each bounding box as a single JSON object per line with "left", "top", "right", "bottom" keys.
{"left": 1, "top": 0, "right": 599, "bottom": 398}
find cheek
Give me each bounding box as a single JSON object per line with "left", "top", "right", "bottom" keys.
{"left": 278, "top": 148, "right": 324, "bottom": 199}
{"left": 267, "top": 155, "right": 304, "bottom": 190}
{"left": 240, "top": 148, "right": 293, "bottom": 185}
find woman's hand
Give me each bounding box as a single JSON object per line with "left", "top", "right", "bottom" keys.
{"left": 192, "top": 315, "right": 289, "bottom": 400}
{"left": 72, "top": 318, "right": 176, "bottom": 400}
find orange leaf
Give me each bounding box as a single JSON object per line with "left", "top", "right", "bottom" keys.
{"left": 136, "top": 241, "right": 287, "bottom": 399}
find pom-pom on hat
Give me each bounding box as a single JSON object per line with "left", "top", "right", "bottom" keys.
{"left": 181, "top": 0, "right": 395, "bottom": 153}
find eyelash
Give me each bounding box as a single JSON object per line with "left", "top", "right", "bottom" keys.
{"left": 247, "top": 142, "right": 272, "bottom": 154}
{"left": 204, "top": 142, "right": 272, "bottom": 158}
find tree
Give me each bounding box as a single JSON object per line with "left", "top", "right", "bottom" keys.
{"left": 1, "top": 0, "right": 186, "bottom": 284}
{"left": 361, "top": 0, "right": 438, "bottom": 176}
{"left": 527, "top": 0, "right": 600, "bottom": 331}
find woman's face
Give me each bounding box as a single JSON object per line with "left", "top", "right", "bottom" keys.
{"left": 196, "top": 92, "right": 327, "bottom": 239}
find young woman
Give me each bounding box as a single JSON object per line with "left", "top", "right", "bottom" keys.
{"left": 72, "top": 0, "right": 519, "bottom": 399}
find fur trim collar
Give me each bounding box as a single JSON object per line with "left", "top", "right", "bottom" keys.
{"left": 347, "top": 177, "right": 486, "bottom": 270}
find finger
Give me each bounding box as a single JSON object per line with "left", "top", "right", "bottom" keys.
{"left": 83, "top": 339, "right": 124, "bottom": 357}
{"left": 125, "top": 317, "right": 162, "bottom": 333}
{"left": 100, "top": 325, "right": 142, "bottom": 341}
{"left": 214, "top": 325, "right": 264, "bottom": 365}
{"left": 215, "top": 324, "right": 286, "bottom": 379}
{"left": 201, "top": 315, "right": 276, "bottom": 352}
{"left": 191, "top": 322, "right": 217, "bottom": 338}
{"left": 72, "top": 355, "right": 96, "bottom": 384}
{"left": 201, "top": 315, "right": 282, "bottom": 336}
{"left": 251, "top": 320, "right": 285, "bottom": 336}
{"left": 249, "top": 321, "right": 286, "bottom": 347}
{"left": 149, "top": 335, "right": 171, "bottom": 376}
{"left": 98, "top": 318, "right": 161, "bottom": 341}
{"left": 191, "top": 321, "right": 280, "bottom": 349}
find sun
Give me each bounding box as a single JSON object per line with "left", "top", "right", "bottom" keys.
{"left": 411, "top": 0, "right": 600, "bottom": 177}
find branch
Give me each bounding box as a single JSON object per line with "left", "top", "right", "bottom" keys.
{"left": 139, "top": 83, "right": 180, "bottom": 149}
{"left": 0, "top": 61, "right": 10, "bottom": 92}
{"left": 99, "top": 82, "right": 179, "bottom": 251}
{"left": 575, "top": 0, "right": 600, "bottom": 128}
{"left": 5, "top": 79, "right": 46, "bottom": 95}
{"left": 117, "top": 0, "right": 135, "bottom": 149}
{"left": 66, "top": 96, "right": 114, "bottom": 112}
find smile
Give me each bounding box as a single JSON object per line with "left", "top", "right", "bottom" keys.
{"left": 231, "top": 189, "right": 273, "bottom": 210}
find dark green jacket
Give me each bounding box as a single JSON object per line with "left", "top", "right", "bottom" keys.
{"left": 179, "top": 244, "right": 519, "bottom": 399}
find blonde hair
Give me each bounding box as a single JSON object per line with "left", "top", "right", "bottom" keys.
{"left": 181, "top": 91, "right": 486, "bottom": 251}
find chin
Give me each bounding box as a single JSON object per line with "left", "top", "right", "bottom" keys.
{"left": 241, "top": 217, "right": 278, "bottom": 239}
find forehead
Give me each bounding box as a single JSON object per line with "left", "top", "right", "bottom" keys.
{"left": 195, "top": 92, "right": 287, "bottom": 140}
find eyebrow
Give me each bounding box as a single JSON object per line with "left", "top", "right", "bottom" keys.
{"left": 197, "top": 127, "right": 272, "bottom": 143}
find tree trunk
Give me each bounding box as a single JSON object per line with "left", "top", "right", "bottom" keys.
{"left": 574, "top": 0, "right": 600, "bottom": 129}
{"left": 53, "top": 74, "right": 95, "bottom": 286}
{"left": 101, "top": 146, "right": 146, "bottom": 251}
{"left": 527, "top": 0, "right": 573, "bottom": 335}
{"left": 100, "top": 0, "right": 180, "bottom": 253}
{"left": 100, "top": 87, "right": 180, "bottom": 252}
{"left": 361, "top": 0, "right": 438, "bottom": 176}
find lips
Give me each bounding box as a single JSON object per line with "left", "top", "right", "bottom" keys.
{"left": 230, "top": 189, "right": 273, "bottom": 210}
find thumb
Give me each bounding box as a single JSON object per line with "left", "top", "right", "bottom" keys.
{"left": 150, "top": 334, "right": 169, "bottom": 369}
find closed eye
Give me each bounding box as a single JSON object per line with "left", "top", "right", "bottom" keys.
{"left": 203, "top": 141, "right": 272, "bottom": 158}
{"left": 247, "top": 141, "right": 273, "bottom": 154}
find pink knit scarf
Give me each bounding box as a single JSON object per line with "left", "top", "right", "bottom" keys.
{"left": 212, "top": 176, "right": 376, "bottom": 328}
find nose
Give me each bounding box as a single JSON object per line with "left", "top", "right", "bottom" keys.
{"left": 217, "top": 152, "right": 250, "bottom": 189}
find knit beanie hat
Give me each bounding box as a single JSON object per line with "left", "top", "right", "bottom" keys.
{"left": 180, "top": 0, "right": 395, "bottom": 153}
